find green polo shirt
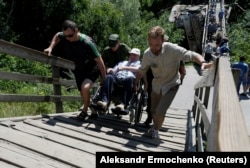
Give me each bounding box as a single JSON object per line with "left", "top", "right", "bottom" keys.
{"left": 102, "top": 43, "right": 131, "bottom": 68}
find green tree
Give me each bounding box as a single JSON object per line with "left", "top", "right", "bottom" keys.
{"left": 228, "top": 11, "right": 250, "bottom": 62}
{"left": 75, "top": 0, "right": 124, "bottom": 50}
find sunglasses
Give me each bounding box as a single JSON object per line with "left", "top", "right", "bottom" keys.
{"left": 64, "top": 33, "right": 74, "bottom": 38}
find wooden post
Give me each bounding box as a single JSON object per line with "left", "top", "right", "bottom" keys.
{"left": 52, "top": 66, "right": 63, "bottom": 113}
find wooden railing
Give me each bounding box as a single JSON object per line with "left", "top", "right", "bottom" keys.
{"left": 193, "top": 57, "right": 250, "bottom": 151}
{"left": 192, "top": 0, "right": 250, "bottom": 151}
{"left": 0, "top": 40, "right": 82, "bottom": 113}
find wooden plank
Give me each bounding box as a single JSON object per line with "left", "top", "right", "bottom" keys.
{"left": 0, "top": 71, "right": 76, "bottom": 87}
{"left": 197, "top": 125, "right": 204, "bottom": 152}
{"left": 87, "top": 114, "right": 187, "bottom": 143}
{"left": 164, "top": 118, "right": 187, "bottom": 126}
{"left": 99, "top": 114, "right": 187, "bottom": 140}
{"left": 23, "top": 118, "right": 149, "bottom": 152}
{"left": 207, "top": 57, "right": 250, "bottom": 151}
{"left": 29, "top": 117, "right": 184, "bottom": 151}
{"left": 0, "top": 112, "right": 80, "bottom": 122}
{"left": 0, "top": 161, "right": 18, "bottom": 168}
{"left": 0, "top": 40, "right": 75, "bottom": 69}
{"left": 194, "top": 95, "right": 211, "bottom": 133}
{"left": 0, "top": 146, "right": 60, "bottom": 168}
{"left": 5, "top": 121, "right": 116, "bottom": 154}
{"left": 0, "top": 142, "right": 70, "bottom": 168}
{"left": 0, "top": 125, "right": 95, "bottom": 168}
{"left": 58, "top": 113, "right": 185, "bottom": 148}
{"left": 98, "top": 109, "right": 188, "bottom": 137}
{"left": 51, "top": 115, "right": 186, "bottom": 151}
{"left": 0, "top": 94, "right": 81, "bottom": 102}
{"left": 186, "top": 110, "right": 196, "bottom": 151}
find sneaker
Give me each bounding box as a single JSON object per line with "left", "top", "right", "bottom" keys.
{"left": 76, "top": 111, "right": 88, "bottom": 121}
{"left": 97, "top": 101, "right": 107, "bottom": 110}
{"left": 116, "top": 104, "right": 125, "bottom": 111}
{"left": 152, "top": 129, "right": 159, "bottom": 139}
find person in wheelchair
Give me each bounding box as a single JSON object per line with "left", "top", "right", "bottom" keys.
{"left": 96, "top": 48, "right": 141, "bottom": 113}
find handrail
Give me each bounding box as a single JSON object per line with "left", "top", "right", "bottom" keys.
{"left": 193, "top": 57, "right": 250, "bottom": 151}
{"left": 0, "top": 40, "right": 75, "bottom": 69}
{"left": 0, "top": 40, "right": 81, "bottom": 113}
{"left": 207, "top": 57, "right": 250, "bottom": 151}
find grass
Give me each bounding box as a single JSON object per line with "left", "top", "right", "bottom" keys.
{"left": 0, "top": 83, "right": 82, "bottom": 118}
{"left": 0, "top": 101, "right": 82, "bottom": 118}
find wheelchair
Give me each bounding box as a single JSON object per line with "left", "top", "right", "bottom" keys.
{"left": 90, "top": 79, "right": 147, "bottom": 124}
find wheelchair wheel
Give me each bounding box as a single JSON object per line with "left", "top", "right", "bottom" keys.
{"left": 135, "top": 90, "right": 144, "bottom": 124}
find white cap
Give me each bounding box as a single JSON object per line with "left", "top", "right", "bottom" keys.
{"left": 129, "top": 48, "right": 140, "bottom": 56}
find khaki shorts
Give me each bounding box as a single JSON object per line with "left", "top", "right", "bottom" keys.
{"left": 151, "top": 85, "right": 179, "bottom": 116}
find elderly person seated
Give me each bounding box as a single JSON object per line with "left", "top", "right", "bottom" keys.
{"left": 97, "top": 48, "right": 141, "bottom": 111}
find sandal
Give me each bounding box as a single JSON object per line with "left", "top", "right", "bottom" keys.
{"left": 76, "top": 111, "right": 88, "bottom": 121}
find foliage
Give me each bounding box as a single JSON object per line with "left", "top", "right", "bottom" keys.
{"left": 0, "top": 54, "right": 51, "bottom": 92}
{"left": 75, "top": 1, "right": 125, "bottom": 50}
{"left": 228, "top": 10, "right": 250, "bottom": 63}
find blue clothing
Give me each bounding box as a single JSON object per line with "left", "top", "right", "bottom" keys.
{"left": 243, "top": 76, "right": 250, "bottom": 86}
{"left": 232, "top": 61, "right": 248, "bottom": 81}
{"left": 113, "top": 60, "right": 140, "bottom": 79}
{"left": 101, "top": 60, "right": 140, "bottom": 106}
{"left": 218, "top": 10, "right": 224, "bottom": 21}
{"left": 219, "top": 43, "right": 230, "bottom": 56}
{"left": 232, "top": 61, "right": 249, "bottom": 94}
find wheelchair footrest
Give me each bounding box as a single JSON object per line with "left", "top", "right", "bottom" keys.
{"left": 111, "top": 108, "right": 129, "bottom": 115}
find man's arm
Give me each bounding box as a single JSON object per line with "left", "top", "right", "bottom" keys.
{"left": 192, "top": 52, "right": 213, "bottom": 69}
{"left": 117, "top": 66, "right": 139, "bottom": 73}
{"left": 133, "top": 72, "right": 147, "bottom": 93}
{"left": 44, "top": 32, "right": 61, "bottom": 56}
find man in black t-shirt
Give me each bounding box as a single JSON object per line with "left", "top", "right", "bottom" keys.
{"left": 44, "top": 20, "right": 106, "bottom": 120}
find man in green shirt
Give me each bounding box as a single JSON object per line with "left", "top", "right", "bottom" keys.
{"left": 102, "top": 34, "right": 131, "bottom": 73}
{"left": 44, "top": 20, "right": 106, "bottom": 120}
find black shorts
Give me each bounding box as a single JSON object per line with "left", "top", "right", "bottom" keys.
{"left": 74, "top": 68, "right": 100, "bottom": 91}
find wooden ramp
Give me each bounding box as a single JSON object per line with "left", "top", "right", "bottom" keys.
{"left": 0, "top": 107, "right": 194, "bottom": 168}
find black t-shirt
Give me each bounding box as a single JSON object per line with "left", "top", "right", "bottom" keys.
{"left": 58, "top": 33, "right": 100, "bottom": 73}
